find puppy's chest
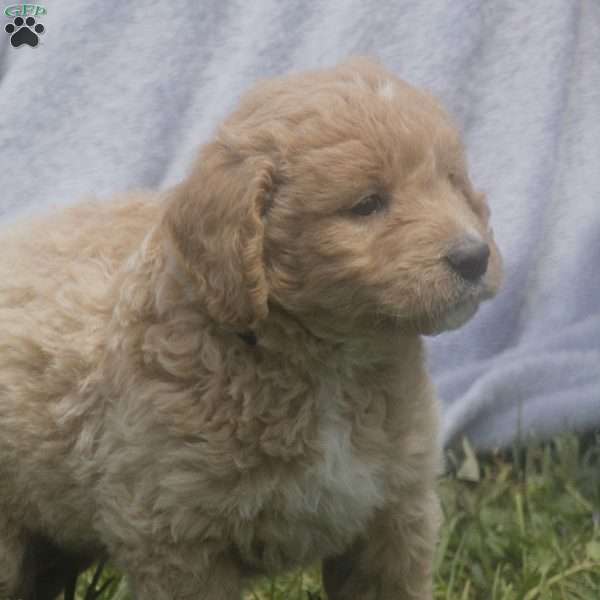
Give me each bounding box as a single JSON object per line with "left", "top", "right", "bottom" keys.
{"left": 238, "top": 383, "right": 389, "bottom": 571}
{"left": 285, "top": 413, "right": 387, "bottom": 526}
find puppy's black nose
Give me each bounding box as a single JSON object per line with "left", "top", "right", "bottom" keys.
{"left": 446, "top": 236, "right": 490, "bottom": 282}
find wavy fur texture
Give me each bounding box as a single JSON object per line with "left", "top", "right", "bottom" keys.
{"left": 0, "top": 58, "right": 501, "bottom": 600}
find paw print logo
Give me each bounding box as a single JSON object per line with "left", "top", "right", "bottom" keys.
{"left": 5, "top": 16, "right": 44, "bottom": 47}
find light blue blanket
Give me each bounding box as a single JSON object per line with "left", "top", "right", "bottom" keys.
{"left": 1, "top": 0, "right": 598, "bottom": 449}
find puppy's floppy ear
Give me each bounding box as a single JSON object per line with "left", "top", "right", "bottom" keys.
{"left": 162, "top": 139, "right": 273, "bottom": 330}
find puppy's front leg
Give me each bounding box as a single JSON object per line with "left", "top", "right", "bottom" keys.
{"left": 128, "top": 554, "right": 242, "bottom": 600}
{"left": 323, "top": 489, "right": 440, "bottom": 600}
{"left": 0, "top": 521, "right": 26, "bottom": 599}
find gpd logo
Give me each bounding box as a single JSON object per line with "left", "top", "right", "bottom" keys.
{"left": 4, "top": 4, "right": 46, "bottom": 47}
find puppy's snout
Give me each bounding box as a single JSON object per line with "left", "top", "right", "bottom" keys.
{"left": 445, "top": 236, "right": 490, "bottom": 282}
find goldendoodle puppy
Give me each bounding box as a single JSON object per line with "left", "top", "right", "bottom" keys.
{"left": 0, "top": 58, "right": 502, "bottom": 600}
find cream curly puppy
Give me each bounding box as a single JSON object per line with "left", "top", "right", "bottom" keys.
{"left": 0, "top": 58, "right": 502, "bottom": 600}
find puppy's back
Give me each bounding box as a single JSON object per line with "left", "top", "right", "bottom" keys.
{"left": 0, "top": 193, "right": 159, "bottom": 540}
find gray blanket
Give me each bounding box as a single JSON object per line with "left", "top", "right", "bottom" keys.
{"left": 1, "top": 0, "right": 598, "bottom": 450}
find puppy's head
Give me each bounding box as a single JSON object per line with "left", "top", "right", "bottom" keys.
{"left": 163, "top": 58, "right": 502, "bottom": 337}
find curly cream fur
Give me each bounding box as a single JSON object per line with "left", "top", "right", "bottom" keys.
{"left": 0, "top": 58, "right": 502, "bottom": 600}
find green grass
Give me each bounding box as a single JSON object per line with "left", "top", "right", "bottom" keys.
{"left": 75, "top": 433, "right": 600, "bottom": 600}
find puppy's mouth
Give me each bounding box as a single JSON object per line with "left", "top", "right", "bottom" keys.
{"left": 431, "top": 297, "right": 480, "bottom": 334}
{"left": 424, "top": 282, "right": 496, "bottom": 336}
{"left": 375, "top": 294, "right": 483, "bottom": 337}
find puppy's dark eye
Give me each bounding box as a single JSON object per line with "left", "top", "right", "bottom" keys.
{"left": 350, "top": 193, "right": 387, "bottom": 217}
